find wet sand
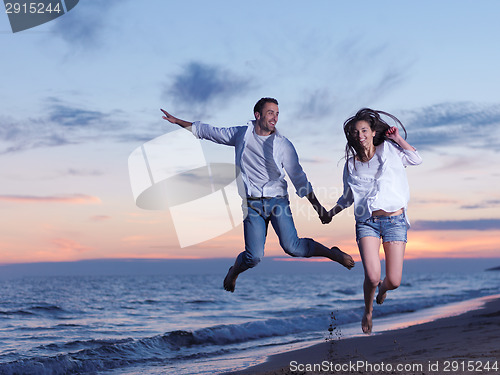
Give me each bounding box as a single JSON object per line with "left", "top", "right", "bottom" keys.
{"left": 233, "top": 295, "right": 500, "bottom": 375}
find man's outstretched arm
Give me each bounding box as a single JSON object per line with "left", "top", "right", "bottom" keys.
{"left": 161, "top": 109, "right": 241, "bottom": 146}
{"left": 161, "top": 109, "right": 193, "bottom": 130}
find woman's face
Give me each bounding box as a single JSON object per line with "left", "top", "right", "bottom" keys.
{"left": 353, "top": 120, "right": 376, "bottom": 148}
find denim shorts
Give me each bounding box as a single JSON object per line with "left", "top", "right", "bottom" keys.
{"left": 355, "top": 213, "right": 408, "bottom": 243}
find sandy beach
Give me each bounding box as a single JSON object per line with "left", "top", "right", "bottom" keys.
{"left": 234, "top": 295, "right": 500, "bottom": 375}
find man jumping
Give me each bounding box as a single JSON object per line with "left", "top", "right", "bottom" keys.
{"left": 161, "top": 98, "right": 354, "bottom": 292}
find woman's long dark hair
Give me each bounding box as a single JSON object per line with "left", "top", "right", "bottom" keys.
{"left": 344, "top": 108, "right": 407, "bottom": 163}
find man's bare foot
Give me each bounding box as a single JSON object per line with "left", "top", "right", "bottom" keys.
{"left": 330, "top": 246, "right": 355, "bottom": 269}
{"left": 376, "top": 280, "right": 387, "bottom": 305}
{"left": 362, "top": 311, "right": 372, "bottom": 334}
{"left": 223, "top": 266, "right": 238, "bottom": 292}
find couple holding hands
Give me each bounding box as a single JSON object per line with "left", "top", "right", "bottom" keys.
{"left": 161, "top": 97, "right": 422, "bottom": 334}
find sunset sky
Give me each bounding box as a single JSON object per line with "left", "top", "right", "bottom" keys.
{"left": 1, "top": 1, "right": 499, "bottom": 264}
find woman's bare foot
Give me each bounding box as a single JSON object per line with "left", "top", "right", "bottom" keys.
{"left": 223, "top": 267, "right": 238, "bottom": 292}
{"left": 362, "top": 311, "right": 373, "bottom": 334}
{"left": 330, "top": 246, "right": 355, "bottom": 269}
{"left": 376, "top": 280, "right": 387, "bottom": 305}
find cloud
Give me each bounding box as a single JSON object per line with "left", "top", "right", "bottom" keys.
{"left": 163, "top": 62, "right": 251, "bottom": 115}
{"left": 51, "top": 238, "right": 92, "bottom": 253}
{"left": 374, "top": 67, "right": 408, "bottom": 96}
{"left": 50, "top": 0, "right": 126, "bottom": 49}
{"left": 90, "top": 215, "right": 111, "bottom": 222}
{"left": 300, "top": 156, "right": 331, "bottom": 164}
{"left": 64, "top": 168, "right": 104, "bottom": 177}
{"left": 404, "top": 102, "right": 500, "bottom": 150}
{"left": 412, "top": 198, "right": 460, "bottom": 206}
{"left": 0, "top": 98, "right": 150, "bottom": 153}
{"left": 0, "top": 100, "right": 105, "bottom": 153}
{"left": 290, "top": 37, "right": 413, "bottom": 124}
{"left": 460, "top": 200, "right": 500, "bottom": 210}
{"left": 337, "top": 39, "right": 413, "bottom": 102}
{"left": 0, "top": 194, "right": 101, "bottom": 204}
{"left": 295, "top": 89, "right": 334, "bottom": 120}
{"left": 121, "top": 235, "right": 149, "bottom": 243}
{"left": 48, "top": 99, "right": 109, "bottom": 127}
{"left": 412, "top": 218, "right": 500, "bottom": 231}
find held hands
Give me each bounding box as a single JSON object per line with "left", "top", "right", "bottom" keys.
{"left": 317, "top": 206, "right": 332, "bottom": 224}
{"left": 306, "top": 193, "right": 334, "bottom": 225}
{"left": 307, "top": 192, "right": 331, "bottom": 224}
{"left": 319, "top": 206, "right": 340, "bottom": 225}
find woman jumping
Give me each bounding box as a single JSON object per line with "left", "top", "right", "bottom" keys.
{"left": 327, "top": 108, "right": 422, "bottom": 334}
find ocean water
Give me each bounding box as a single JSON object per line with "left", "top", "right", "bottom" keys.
{"left": 0, "top": 259, "right": 499, "bottom": 375}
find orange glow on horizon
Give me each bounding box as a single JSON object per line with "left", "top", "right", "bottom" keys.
{"left": 0, "top": 221, "right": 498, "bottom": 264}
{"left": 0, "top": 194, "right": 101, "bottom": 204}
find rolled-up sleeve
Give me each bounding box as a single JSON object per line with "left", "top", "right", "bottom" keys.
{"left": 336, "top": 163, "right": 354, "bottom": 209}
{"left": 191, "top": 121, "right": 241, "bottom": 146}
{"left": 389, "top": 142, "right": 422, "bottom": 167}
{"left": 281, "top": 139, "right": 313, "bottom": 198}
{"left": 401, "top": 148, "right": 423, "bottom": 166}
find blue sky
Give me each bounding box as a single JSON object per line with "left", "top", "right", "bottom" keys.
{"left": 0, "top": 1, "right": 499, "bottom": 263}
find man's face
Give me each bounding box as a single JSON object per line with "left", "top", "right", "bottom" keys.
{"left": 255, "top": 102, "right": 279, "bottom": 134}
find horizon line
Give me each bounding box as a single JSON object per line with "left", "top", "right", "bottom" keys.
{"left": 1, "top": 255, "right": 500, "bottom": 267}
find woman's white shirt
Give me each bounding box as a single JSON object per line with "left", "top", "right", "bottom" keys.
{"left": 336, "top": 141, "right": 422, "bottom": 226}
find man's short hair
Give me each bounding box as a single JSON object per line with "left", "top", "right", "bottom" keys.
{"left": 254, "top": 97, "right": 278, "bottom": 115}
